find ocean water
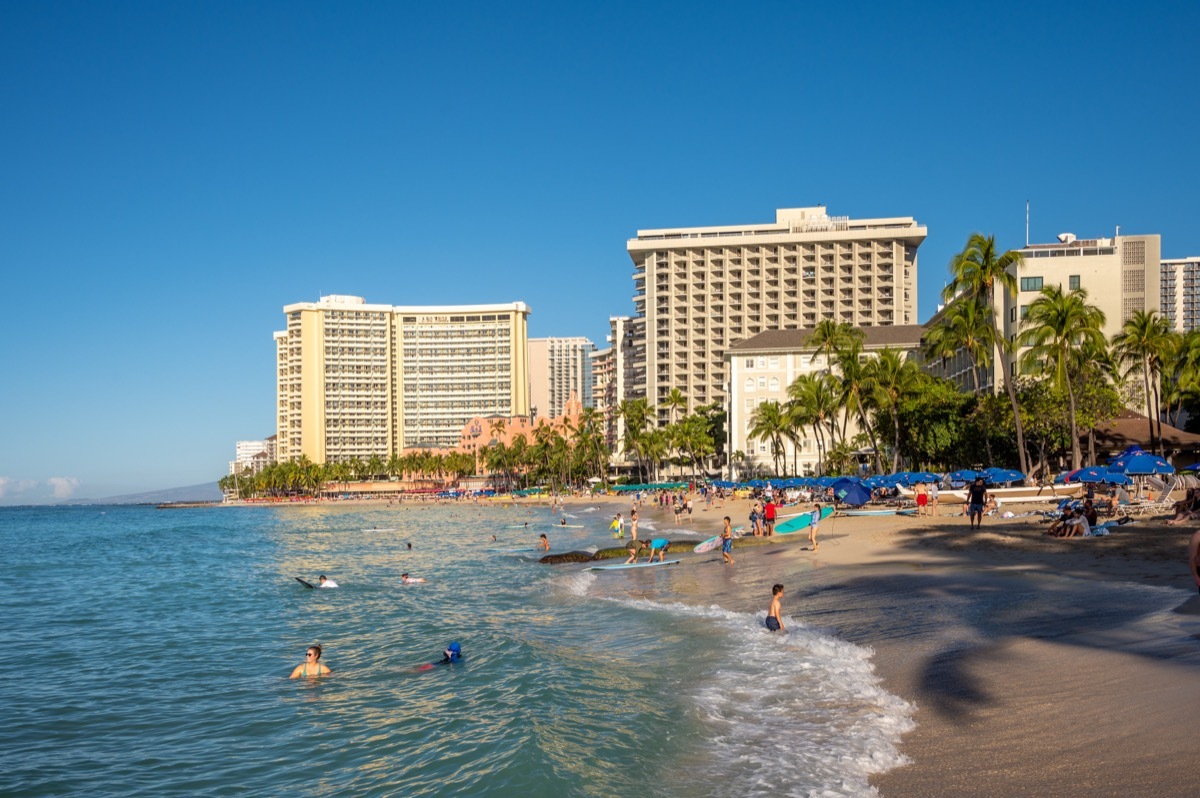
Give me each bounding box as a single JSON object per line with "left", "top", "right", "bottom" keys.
{"left": 1, "top": 503, "right": 913, "bottom": 797}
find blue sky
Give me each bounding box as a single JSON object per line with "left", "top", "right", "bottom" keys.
{"left": 2, "top": 1, "right": 1197, "bottom": 502}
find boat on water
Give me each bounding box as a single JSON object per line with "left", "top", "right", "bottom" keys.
{"left": 898, "top": 485, "right": 1080, "bottom": 504}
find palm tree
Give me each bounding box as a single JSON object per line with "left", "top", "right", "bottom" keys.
{"left": 662, "top": 387, "right": 687, "bottom": 425}
{"left": 1112, "top": 310, "right": 1174, "bottom": 455}
{"left": 833, "top": 338, "right": 883, "bottom": 473}
{"left": 617, "top": 398, "right": 653, "bottom": 482}
{"left": 1017, "top": 285, "right": 1106, "bottom": 469}
{"left": 748, "top": 400, "right": 790, "bottom": 476}
{"left": 866, "top": 348, "right": 921, "bottom": 472}
{"left": 786, "top": 372, "right": 840, "bottom": 474}
{"left": 943, "top": 233, "right": 1029, "bottom": 475}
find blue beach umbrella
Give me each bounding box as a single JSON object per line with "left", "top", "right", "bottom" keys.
{"left": 982, "top": 467, "right": 1025, "bottom": 485}
{"left": 831, "top": 477, "right": 872, "bottom": 507}
{"left": 907, "top": 471, "right": 941, "bottom": 484}
{"left": 1181, "top": 463, "right": 1200, "bottom": 473}
{"left": 1109, "top": 452, "right": 1175, "bottom": 476}
{"left": 1072, "top": 466, "right": 1113, "bottom": 483}
{"left": 950, "top": 469, "right": 979, "bottom": 483}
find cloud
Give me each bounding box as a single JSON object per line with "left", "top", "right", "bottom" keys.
{"left": 47, "top": 477, "right": 80, "bottom": 499}
{"left": 0, "top": 477, "right": 38, "bottom": 498}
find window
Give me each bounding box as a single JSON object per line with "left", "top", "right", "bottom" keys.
{"left": 768, "top": 377, "right": 780, "bottom": 391}
{"left": 758, "top": 377, "right": 766, "bottom": 389}
{"left": 745, "top": 378, "right": 755, "bottom": 391}
{"left": 1020, "top": 305, "right": 1029, "bottom": 320}
{"left": 1069, "top": 275, "right": 1080, "bottom": 290}
{"left": 768, "top": 357, "right": 780, "bottom": 369}
{"left": 757, "top": 357, "right": 766, "bottom": 369}
{"left": 1010, "top": 307, "right": 1016, "bottom": 323}
{"left": 1020, "top": 276, "right": 1043, "bottom": 292}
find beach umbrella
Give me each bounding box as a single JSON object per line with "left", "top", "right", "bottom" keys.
{"left": 1109, "top": 452, "right": 1175, "bottom": 476}
{"left": 949, "top": 469, "right": 978, "bottom": 483}
{"left": 1052, "top": 470, "right": 1076, "bottom": 485}
{"left": 1181, "top": 463, "right": 1200, "bottom": 473}
{"left": 831, "top": 477, "right": 872, "bottom": 506}
{"left": 1072, "top": 466, "right": 1113, "bottom": 484}
{"left": 907, "top": 471, "right": 941, "bottom": 484}
{"left": 1107, "top": 445, "right": 1148, "bottom": 464}
{"left": 982, "top": 467, "right": 1025, "bottom": 485}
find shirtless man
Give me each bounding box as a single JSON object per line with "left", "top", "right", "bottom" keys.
{"left": 721, "top": 516, "right": 735, "bottom": 565}
{"left": 766, "top": 584, "right": 786, "bottom": 632}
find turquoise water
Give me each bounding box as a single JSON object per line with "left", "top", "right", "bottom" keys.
{"left": 2, "top": 504, "right": 912, "bottom": 797}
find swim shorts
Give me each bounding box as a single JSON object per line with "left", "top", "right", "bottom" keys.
{"left": 968, "top": 502, "right": 984, "bottom": 515}
{"left": 722, "top": 538, "right": 732, "bottom": 553}
{"left": 765, "top": 616, "right": 781, "bottom": 632}
{"left": 916, "top": 494, "right": 928, "bottom": 507}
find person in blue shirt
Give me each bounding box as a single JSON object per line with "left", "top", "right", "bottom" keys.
{"left": 645, "top": 537, "right": 671, "bottom": 563}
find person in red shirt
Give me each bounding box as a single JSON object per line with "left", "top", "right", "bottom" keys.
{"left": 763, "top": 499, "right": 778, "bottom": 537}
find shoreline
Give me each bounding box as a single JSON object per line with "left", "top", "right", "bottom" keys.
{"left": 205, "top": 492, "right": 1200, "bottom": 794}
{"left": 556, "top": 496, "right": 1200, "bottom": 797}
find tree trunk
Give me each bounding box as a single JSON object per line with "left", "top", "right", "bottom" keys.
{"left": 892, "top": 410, "right": 902, "bottom": 473}
{"left": 1153, "top": 372, "right": 1164, "bottom": 456}
{"left": 1067, "top": 378, "right": 1082, "bottom": 469}
{"left": 855, "top": 393, "right": 884, "bottom": 473}
{"left": 1142, "top": 359, "right": 1155, "bottom": 452}
{"left": 989, "top": 286, "right": 1030, "bottom": 475}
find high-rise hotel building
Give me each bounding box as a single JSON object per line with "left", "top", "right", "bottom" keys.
{"left": 528, "top": 337, "right": 596, "bottom": 419}
{"left": 625, "top": 206, "right": 926, "bottom": 423}
{"left": 1161, "top": 256, "right": 1200, "bottom": 332}
{"left": 274, "top": 295, "right": 530, "bottom": 464}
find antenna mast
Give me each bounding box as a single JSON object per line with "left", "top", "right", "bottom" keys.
{"left": 1025, "top": 200, "right": 1029, "bottom": 247}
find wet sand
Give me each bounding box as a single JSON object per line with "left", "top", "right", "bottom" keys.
{"left": 574, "top": 495, "right": 1200, "bottom": 797}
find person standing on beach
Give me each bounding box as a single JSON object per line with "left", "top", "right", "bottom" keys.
{"left": 763, "top": 498, "right": 777, "bottom": 537}
{"left": 930, "top": 482, "right": 939, "bottom": 516}
{"left": 966, "top": 477, "right": 987, "bottom": 529}
{"left": 914, "top": 482, "right": 928, "bottom": 516}
{"left": 630, "top": 508, "right": 639, "bottom": 541}
{"left": 721, "top": 517, "right": 735, "bottom": 565}
{"left": 809, "top": 503, "right": 821, "bottom": 551}
{"left": 766, "top": 584, "right": 785, "bottom": 632}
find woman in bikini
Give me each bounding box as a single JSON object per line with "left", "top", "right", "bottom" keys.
{"left": 290, "top": 644, "right": 332, "bottom": 678}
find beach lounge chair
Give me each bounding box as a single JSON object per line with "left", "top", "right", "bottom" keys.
{"left": 1126, "top": 484, "right": 1177, "bottom": 516}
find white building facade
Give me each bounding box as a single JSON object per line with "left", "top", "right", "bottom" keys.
{"left": 528, "top": 336, "right": 596, "bottom": 420}
{"left": 1161, "top": 256, "right": 1200, "bottom": 331}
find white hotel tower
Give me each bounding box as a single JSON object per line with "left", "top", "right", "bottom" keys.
{"left": 625, "top": 206, "right": 926, "bottom": 424}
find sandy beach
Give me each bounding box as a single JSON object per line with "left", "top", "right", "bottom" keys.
{"left": 544, "top": 493, "right": 1200, "bottom": 797}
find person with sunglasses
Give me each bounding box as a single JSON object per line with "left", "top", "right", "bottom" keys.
{"left": 290, "top": 644, "right": 332, "bottom": 678}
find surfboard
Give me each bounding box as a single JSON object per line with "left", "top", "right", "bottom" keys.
{"left": 693, "top": 525, "right": 746, "bottom": 553}
{"left": 487, "top": 547, "right": 540, "bottom": 553}
{"left": 553, "top": 524, "right": 585, "bottom": 528}
{"left": 294, "top": 577, "right": 315, "bottom": 589}
{"left": 589, "top": 559, "right": 681, "bottom": 570}
{"left": 774, "top": 505, "right": 835, "bottom": 535}
{"left": 840, "top": 509, "right": 898, "bottom": 517}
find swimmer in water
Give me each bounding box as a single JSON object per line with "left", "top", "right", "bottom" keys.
{"left": 437, "top": 642, "right": 462, "bottom": 665}
{"left": 289, "top": 644, "right": 332, "bottom": 678}
{"left": 317, "top": 575, "right": 338, "bottom": 588}
{"left": 560, "top": 518, "right": 567, "bottom": 526}
{"left": 400, "top": 573, "right": 426, "bottom": 584}
{"left": 407, "top": 543, "right": 413, "bottom": 550}
{"left": 538, "top": 533, "right": 550, "bottom": 551}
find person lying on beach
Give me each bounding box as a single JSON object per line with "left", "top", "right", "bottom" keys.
{"left": 1166, "top": 489, "right": 1200, "bottom": 525}
{"left": 400, "top": 573, "right": 426, "bottom": 584}
{"left": 290, "top": 644, "right": 332, "bottom": 678}
{"left": 766, "top": 584, "right": 786, "bottom": 633}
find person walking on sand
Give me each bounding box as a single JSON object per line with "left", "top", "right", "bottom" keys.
{"left": 765, "top": 584, "right": 785, "bottom": 632}
{"left": 721, "top": 517, "right": 735, "bottom": 565}
{"left": 966, "top": 477, "right": 987, "bottom": 529}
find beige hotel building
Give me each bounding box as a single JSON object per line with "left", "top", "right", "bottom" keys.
{"left": 626, "top": 206, "right": 927, "bottom": 425}
{"left": 275, "top": 295, "right": 530, "bottom": 464}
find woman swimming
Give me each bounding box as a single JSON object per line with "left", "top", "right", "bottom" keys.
{"left": 289, "top": 644, "right": 332, "bottom": 678}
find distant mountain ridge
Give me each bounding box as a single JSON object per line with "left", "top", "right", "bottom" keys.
{"left": 61, "top": 482, "right": 224, "bottom": 505}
